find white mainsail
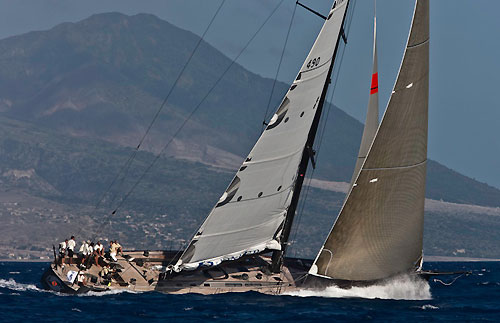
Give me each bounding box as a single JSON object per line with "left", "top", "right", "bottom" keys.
{"left": 310, "top": 0, "right": 429, "bottom": 281}
{"left": 176, "top": 0, "right": 350, "bottom": 271}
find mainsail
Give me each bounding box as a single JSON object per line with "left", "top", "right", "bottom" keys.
{"left": 349, "top": 13, "right": 379, "bottom": 189}
{"left": 176, "top": 0, "right": 350, "bottom": 271}
{"left": 310, "top": 0, "right": 429, "bottom": 281}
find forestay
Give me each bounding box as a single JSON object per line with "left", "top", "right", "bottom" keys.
{"left": 310, "top": 0, "right": 429, "bottom": 281}
{"left": 176, "top": 0, "right": 350, "bottom": 271}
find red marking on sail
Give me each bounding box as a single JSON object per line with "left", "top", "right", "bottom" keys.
{"left": 370, "top": 72, "right": 378, "bottom": 94}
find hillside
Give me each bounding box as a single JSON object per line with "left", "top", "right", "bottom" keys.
{"left": 0, "top": 12, "right": 498, "bottom": 260}
{"left": 0, "top": 115, "right": 498, "bottom": 260}
{"left": 0, "top": 12, "right": 499, "bottom": 207}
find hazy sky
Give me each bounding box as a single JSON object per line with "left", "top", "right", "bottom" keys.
{"left": 0, "top": 0, "right": 499, "bottom": 189}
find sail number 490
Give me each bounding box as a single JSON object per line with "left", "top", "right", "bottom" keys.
{"left": 307, "top": 57, "right": 320, "bottom": 69}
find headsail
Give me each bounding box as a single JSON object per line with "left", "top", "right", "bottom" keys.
{"left": 349, "top": 13, "right": 379, "bottom": 189}
{"left": 176, "top": 0, "right": 350, "bottom": 271}
{"left": 310, "top": 0, "right": 429, "bottom": 281}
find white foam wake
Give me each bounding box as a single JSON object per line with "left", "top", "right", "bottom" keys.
{"left": 286, "top": 275, "right": 432, "bottom": 300}
{"left": 0, "top": 278, "right": 141, "bottom": 297}
{"left": 0, "top": 278, "right": 43, "bottom": 293}
{"left": 77, "top": 288, "right": 141, "bottom": 297}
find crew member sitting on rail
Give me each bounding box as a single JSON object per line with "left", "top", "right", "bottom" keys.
{"left": 99, "top": 264, "right": 113, "bottom": 286}
{"left": 99, "top": 264, "right": 111, "bottom": 279}
{"left": 59, "top": 239, "right": 67, "bottom": 266}
{"left": 109, "top": 241, "right": 118, "bottom": 262}
{"left": 115, "top": 240, "right": 123, "bottom": 256}
{"left": 67, "top": 236, "right": 76, "bottom": 265}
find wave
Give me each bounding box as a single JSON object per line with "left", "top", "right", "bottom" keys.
{"left": 285, "top": 275, "right": 432, "bottom": 300}
{"left": 0, "top": 278, "right": 43, "bottom": 293}
{"left": 77, "top": 288, "right": 141, "bottom": 297}
{"left": 419, "top": 304, "right": 439, "bottom": 310}
{"left": 0, "top": 278, "right": 140, "bottom": 297}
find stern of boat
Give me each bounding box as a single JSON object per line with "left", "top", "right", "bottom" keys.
{"left": 41, "top": 264, "right": 79, "bottom": 294}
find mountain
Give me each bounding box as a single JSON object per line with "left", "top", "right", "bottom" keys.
{"left": 0, "top": 12, "right": 498, "bottom": 260}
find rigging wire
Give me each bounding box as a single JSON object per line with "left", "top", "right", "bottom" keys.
{"left": 83, "top": 1, "right": 227, "bottom": 241}
{"left": 261, "top": 2, "right": 297, "bottom": 132}
{"left": 91, "top": 0, "right": 227, "bottom": 212}
{"left": 95, "top": 0, "right": 289, "bottom": 242}
{"left": 158, "top": 0, "right": 294, "bottom": 268}
{"left": 289, "top": 0, "right": 358, "bottom": 257}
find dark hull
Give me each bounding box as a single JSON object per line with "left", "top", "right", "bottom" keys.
{"left": 40, "top": 251, "right": 465, "bottom": 294}
{"left": 41, "top": 266, "right": 82, "bottom": 294}
{"left": 40, "top": 252, "right": 311, "bottom": 294}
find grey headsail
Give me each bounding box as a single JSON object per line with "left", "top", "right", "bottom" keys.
{"left": 310, "top": 0, "right": 429, "bottom": 281}
{"left": 176, "top": 0, "right": 350, "bottom": 271}
{"left": 349, "top": 13, "right": 379, "bottom": 189}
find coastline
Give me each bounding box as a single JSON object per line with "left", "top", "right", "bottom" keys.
{"left": 424, "top": 255, "right": 500, "bottom": 262}
{"left": 1, "top": 256, "right": 500, "bottom": 263}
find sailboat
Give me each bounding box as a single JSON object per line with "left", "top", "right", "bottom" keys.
{"left": 42, "top": 0, "right": 448, "bottom": 294}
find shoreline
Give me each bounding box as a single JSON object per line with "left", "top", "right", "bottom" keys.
{"left": 1, "top": 256, "right": 500, "bottom": 263}
{"left": 424, "top": 255, "right": 500, "bottom": 262}
{"left": 0, "top": 259, "right": 51, "bottom": 263}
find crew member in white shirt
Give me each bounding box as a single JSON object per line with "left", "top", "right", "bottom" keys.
{"left": 79, "top": 240, "right": 90, "bottom": 268}
{"left": 67, "top": 236, "right": 76, "bottom": 265}
{"left": 59, "top": 239, "right": 67, "bottom": 266}
{"left": 94, "top": 241, "right": 104, "bottom": 267}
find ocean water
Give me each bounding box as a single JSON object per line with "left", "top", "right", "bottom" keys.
{"left": 0, "top": 261, "right": 498, "bottom": 322}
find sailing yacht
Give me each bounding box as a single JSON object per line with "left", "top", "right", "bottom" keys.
{"left": 42, "top": 0, "right": 442, "bottom": 294}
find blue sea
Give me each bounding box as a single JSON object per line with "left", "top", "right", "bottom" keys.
{"left": 0, "top": 261, "right": 498, "bottom": 322}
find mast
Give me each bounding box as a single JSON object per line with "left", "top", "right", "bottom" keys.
{"left": 271, "top": 0, "right": 351, "bottom": 272}
{"left": 175, "top": 0, "right": 352, "bottom": 273}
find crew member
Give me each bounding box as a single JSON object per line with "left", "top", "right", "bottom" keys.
{"left": 85, "top": 242, "right": 95, "bottom": 269}
{"left": 67, "top": 236, "right": 76, "bottom": 265}
{"left": 76, "top": 272, "right": 86, "bottom": 287}
{"left": 79, "top": 240, "right": 89, "bottom": 267}
{"left": 59, "top": 239, "right": 68, "bottom": 266}
{"left": 115, "top": 240, "right": 123, "bottom": 256}
{"left": 94, "top": 241, "right": 104, "bottom": 267}
{"left": 109, "top": 241, "right": 118, "bottom": 262}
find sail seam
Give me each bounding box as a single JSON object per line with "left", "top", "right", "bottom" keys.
{"left": 407, "top": 38, "right": 429, "bottom": 48}
{"left": 225, "top": 182, "right": 294, "bottom": 205}
{"left": 363, "top": 159, "right": 426, "bottom": 171}
{"left": 295, "top": 66, "right": 330, "bottom": 84}
{"left": 194, "top": 214, "right": 285, "bottom": 239}
{"left": 245, "top": 147, "right": 303, "bottom": 165}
